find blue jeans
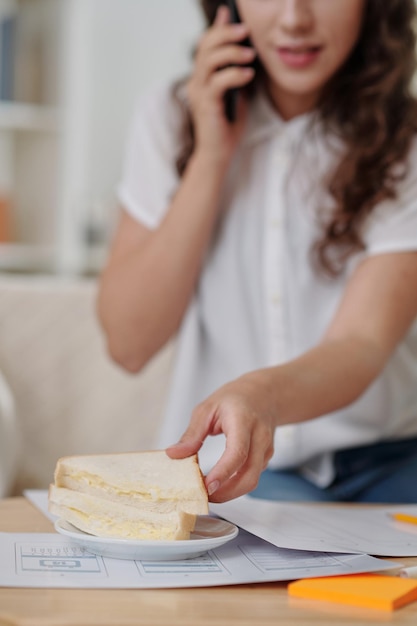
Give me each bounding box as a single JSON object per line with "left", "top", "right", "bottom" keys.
{"left": 249, "top": 437, "right": 417, "bottom": 503}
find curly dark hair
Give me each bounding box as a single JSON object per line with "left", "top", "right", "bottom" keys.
{"left": 173, "top": 0, "right": 417, "bottom": 275}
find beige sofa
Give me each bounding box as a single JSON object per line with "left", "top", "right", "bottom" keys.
{"left": 0, "top": 274, "right": 175, "bottom": 496}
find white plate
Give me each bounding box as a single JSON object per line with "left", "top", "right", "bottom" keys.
{"left": 54, "top": 517, "right": 239, "bottom": 561}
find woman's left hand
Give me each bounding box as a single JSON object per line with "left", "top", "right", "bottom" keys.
{"left": 166, "top": 370, "right": 276, "bottom": 502}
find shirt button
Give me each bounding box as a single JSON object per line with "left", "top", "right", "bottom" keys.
{"left": 273, "top": 152, "right": 289, "bottom": 167}
{"left": 271, "top": 218, "right": 281, "bottom": 229}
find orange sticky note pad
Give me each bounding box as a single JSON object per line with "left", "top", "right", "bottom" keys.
{"left": 288, "top": 574, "right": 417, "bottom": 611}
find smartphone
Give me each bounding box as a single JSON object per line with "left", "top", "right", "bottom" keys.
{"left": 223, "top": 0, "right": 253, "bottom": 123}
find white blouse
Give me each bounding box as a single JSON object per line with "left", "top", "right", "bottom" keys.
{"left": 118, "top": 81, "right": 417, "bottom": 487}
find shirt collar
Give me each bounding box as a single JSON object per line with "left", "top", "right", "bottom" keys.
{"left": 243, "top": 87, "right": 317, "bottom": 147}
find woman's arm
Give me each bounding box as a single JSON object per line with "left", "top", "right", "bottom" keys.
{"left": 168, "top": 251, "right": 417, "bottom": 501}
{"left": 97, "top": 153, "right": 228, "bottom": 372}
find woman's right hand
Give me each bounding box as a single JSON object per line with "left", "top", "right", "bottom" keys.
{"left": 186, "top": 5, "right": 256, "bottom": 166}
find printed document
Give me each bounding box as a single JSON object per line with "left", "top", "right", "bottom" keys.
{"left": 211, "top": 497, "right": 417, "bottom": 557}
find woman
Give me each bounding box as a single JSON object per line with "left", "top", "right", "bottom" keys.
{"left": 97, "top": 0, "right": 417, "bottom": 503}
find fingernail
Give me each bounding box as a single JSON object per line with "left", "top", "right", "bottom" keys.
{"left": 208, "top": 481, "right": 220, "bottom": 496}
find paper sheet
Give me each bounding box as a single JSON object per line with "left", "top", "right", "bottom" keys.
{"left": 0, "top": 531, "right": 398, "bottom": 589}
{"left": 1, "top": 490, "right": 394, "bottom": 589}
{"left": 211, "top": 497, "right": 417, "bottom": 557}
{"left": 24, "top": 489, "right": 56, "bottom": 522}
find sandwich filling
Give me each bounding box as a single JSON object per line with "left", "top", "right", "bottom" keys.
{"left": 49, "top": 486, "right": 196, "bottom": 540}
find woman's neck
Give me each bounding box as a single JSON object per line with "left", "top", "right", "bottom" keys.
{"left": 266, "top": 81, "right": 320, "bottom": 121}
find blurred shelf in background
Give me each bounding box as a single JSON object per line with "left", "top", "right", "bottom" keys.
{"left": 0, "top": 242, "right": 106, "bottom": 275}
{"left": 0, "top": 101, "right": 58, "bottom": 131}
{"left": 0, "top": 0, "right": 203, "bottom": 277}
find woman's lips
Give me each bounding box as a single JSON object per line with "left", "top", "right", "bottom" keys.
{"left": 277, "top": 46, "right": 322, "bottom": 69}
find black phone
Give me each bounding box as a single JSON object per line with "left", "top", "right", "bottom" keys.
{"left": 223, "top": 0, "right": 253, "bottom": 123}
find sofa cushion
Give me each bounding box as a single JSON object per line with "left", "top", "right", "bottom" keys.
{"left": 0, "top": 274, "right": 174, "bottom": 494}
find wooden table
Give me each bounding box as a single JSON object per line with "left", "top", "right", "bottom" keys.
{"left": 1, "top": 497, "right": 417, "bottom": 626}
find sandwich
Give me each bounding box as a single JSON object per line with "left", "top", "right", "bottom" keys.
{"left": 48, "top": 450, "right": 209, "bottom": 540}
